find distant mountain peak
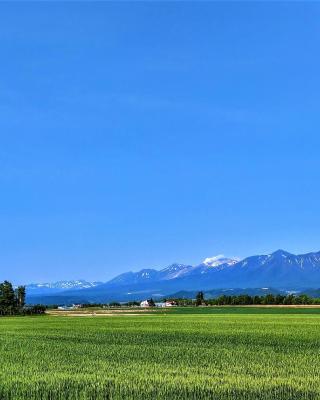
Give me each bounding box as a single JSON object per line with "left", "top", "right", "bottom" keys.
{"left": 159, "top": 263, "right": 193, "bottom": 280}
{"left": 202, "top": 255, "right": 239, "bottom": 267}
{"left": 161, "top": 263, "right": 188, "bottom": 272}
{"left": 271, "top": 249, "right": 293, "bottom": 257}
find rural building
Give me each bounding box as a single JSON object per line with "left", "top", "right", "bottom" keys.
{"left": 165, "top": 301, "right": 177, "bottom": 307}
{"left": 155, "top": 302, "right": 166, "bottom": 307}
{"left": 140, "top": 300, "right": 152, "bottom": 307}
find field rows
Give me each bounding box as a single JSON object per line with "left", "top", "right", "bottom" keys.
{"left": 1, "top": 309, "right": 320, "bottom": 399}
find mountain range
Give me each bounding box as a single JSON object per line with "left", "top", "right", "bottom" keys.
{"left": 25, "top": 250, "right": 320, "bottom": 304}
{"left": 24, "top": 280, "right": 103, "bottom": 295}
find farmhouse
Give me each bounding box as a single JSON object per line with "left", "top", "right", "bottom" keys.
{"left": 140, "top": 300, "right": 152, "bottom": 307}
{"left": 165, "top": 301, "right": 177, "bottom": 307}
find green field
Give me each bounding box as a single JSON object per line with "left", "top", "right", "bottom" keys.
{"left": 1, "top": 308, "right": 320, "bottom": 399}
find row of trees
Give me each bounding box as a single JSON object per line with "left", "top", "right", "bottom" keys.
{"left": 0, "top": 281, "right": 45, "bottom": 316}
{"left": 207, "top": 293, "right": 316, "bottom": 305}
{"left": 172, "top": 292, "right": 319, "bottom": 306}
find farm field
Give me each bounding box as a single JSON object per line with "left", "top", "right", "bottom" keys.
{"left": 1, "top": 308, "right": 320, "bottom": 399}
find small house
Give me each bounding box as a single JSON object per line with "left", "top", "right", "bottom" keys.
{"left": 165, "top": 301, "right": 177, "bottom": 307}
{"left": 140, "top": 300, "right": 152, "bottom": 307}
{"left": 155, "top": 302, "right": 166, "bottom": 308}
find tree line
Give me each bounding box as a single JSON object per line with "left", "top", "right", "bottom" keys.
{"left": 84, "top": 293, "right": 320, "bottom": 308}
{"left": 0, "top": 281, "right": 45, "bottom": 316}
{"left": 171, "top": 292, "right": 319, "bottom": 306}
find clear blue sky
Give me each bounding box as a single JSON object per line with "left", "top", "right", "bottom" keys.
{"left": 1, "top": 2, "right": 320, "bottom": 284}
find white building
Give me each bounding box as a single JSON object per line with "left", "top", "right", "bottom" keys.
{"left": 165, "top": 301, "right": 177, "bottom": 307}
{"left": 140, "top": 300, "right": 151, "bottom": 307}
{"left": 155, "top": 302, "right": 166, "bottom": 308}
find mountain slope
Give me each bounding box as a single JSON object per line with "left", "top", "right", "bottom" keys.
{"left": 26, "top": 250, "right": 320, "bottom": 304}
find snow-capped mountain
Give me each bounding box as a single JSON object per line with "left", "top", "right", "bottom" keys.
{"left": 25, "top": 280, "right": 102, "bottom": 295}
{"left": 158, "top": 263, "right": 194, "bottom": 279}
{"left": 106, "top": 265, "right": 192, "bottom": 286}
{"left": 230, "top": 250, "right": 320, "bottom": 287}
{"left": 201, "top": 255, "right": 238, "bottom": 267}
{"left": 107, "top": 269, "right": 160, "bottom": 286}
{"left": 26, "top": 250, "right": 320, "bottom": 304}
{"left": 107, "top": 256, "right": 239, "bottom": 287}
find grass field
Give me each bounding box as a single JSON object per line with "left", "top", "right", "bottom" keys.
{"left": 1, "top": 307, "right": 320, "bottom": 399}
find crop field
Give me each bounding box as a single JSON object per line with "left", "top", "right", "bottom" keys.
{"left": 1, "top": 308, "right": 320, "bottom": 400}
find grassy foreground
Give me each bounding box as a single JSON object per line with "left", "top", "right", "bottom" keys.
{"left": 1, "top": 308, "right": 320, "bottom": 399}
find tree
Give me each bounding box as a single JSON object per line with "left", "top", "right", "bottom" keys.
{"left": 253, "top": 295, "right": 262, "bottom": 305}
{"left": 262, "top": 294, "right": 275, "bottom": 305}
{"left": 148, "top": 298, "right": 155, "bottom": 307}
{"left": 196, "top": 291, "right": 204, "bottom": 306}
{"left": 0, "top": 281, "right": 16, "bottom": 314}
{"left": 283, "top": 294, "right": 294, "bottom": 305}
{"left": 16, "top": 286, "right": 26, "bottom": 308}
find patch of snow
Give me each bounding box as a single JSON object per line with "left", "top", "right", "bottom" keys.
{"left": 202, "top": 255, "right": 239, "bottom": 267}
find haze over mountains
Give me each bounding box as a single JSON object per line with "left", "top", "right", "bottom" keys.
{"left": 26, "top": 250, "right": 320, "bottom": 304}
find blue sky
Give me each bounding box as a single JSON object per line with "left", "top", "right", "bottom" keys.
{"left": 1, "top": 2, "right": 320, "bottom": 283}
